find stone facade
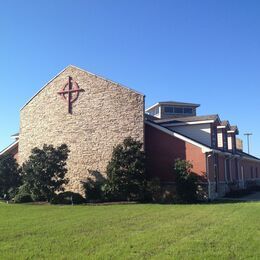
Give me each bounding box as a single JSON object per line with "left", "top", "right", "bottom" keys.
{"left": 19, "top": 65, "right": 144, "bottom": 194}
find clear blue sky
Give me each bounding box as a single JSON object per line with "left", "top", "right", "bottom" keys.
{"left": 1, "top": 0, "right": 260, "bottom": 156}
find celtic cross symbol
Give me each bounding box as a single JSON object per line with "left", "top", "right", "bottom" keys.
{"left": 58, "top": 76, "right": 84, "bottom": 114}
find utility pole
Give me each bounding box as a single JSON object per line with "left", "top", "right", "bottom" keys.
{"left": 244, "top": 133, "right": 253, "bottom": 154}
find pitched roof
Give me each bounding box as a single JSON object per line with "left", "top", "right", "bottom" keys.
{"left": 220, "top": 120, "right": 230, "bottom": 127}
{"left": 144, "top": 113, "right": 158, "bottom": 121}
{"left": 0, "top": 141, "right": 19, "bottom": 157}
{"left": 21, "top": 65, "right": 144, "bottom": 110}
{"left": 11, "top": 133, "right": 19, "bottom": 139}
{"left": 146, "top": 119, "right": 251, "bottom": 158}
{"left": 236, "top": 150, "right": 260, "bottom": 161}
{"left": 230, "top": 125, "right": 238, "bottom": 131}
{"left": 154, "top": 114, "right": 219, "bottom": 124}
{"left": 227, "top": 125, "right": 239, "bottom": 134}
{"left": 145, "top": 120, "right": 212, "bottom": 152}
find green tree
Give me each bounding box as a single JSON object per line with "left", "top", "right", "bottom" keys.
{"left": 22, "top": 144, "right": 70, "bottom": 201}
{"left": 174, "top": 159, "right": 198, "bottom": 203}
{"left": 104, "top": 137, "right": 146, "bottom": 201}
{"left": 0, "top": 154, "right": 21, "bottom": 199}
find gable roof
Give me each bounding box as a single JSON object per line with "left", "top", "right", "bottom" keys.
{"left": 146, "top": 119, "right": 260, "bottom": 160}
{"left": 220, "top": 120, "right": 231, "bottom": 128}
{"left": 21, "top": 65, "right": 144, "bottom": 111}
{"left": 236, "top": 150, "right": 260, "bottom": 161}
{"left": 0, "top": 140, "right": 19, "bottom": 157}
{"left": 230, "top": 125, "right": 239, "bottom": 134}
{"left": 145, "top": 120, "right": 212, "bottom": 153}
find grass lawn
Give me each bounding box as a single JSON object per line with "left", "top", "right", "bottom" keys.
{"left": 0, "top": 201, "right": 259, "bottom": 259}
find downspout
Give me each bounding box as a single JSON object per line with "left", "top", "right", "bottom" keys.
{"left": 229, "top": 155, "right": 236, "bottom": 183}
{"left": 206, "top": 152, "right": 213, "bottom": 201}
{"left": 224, "top": 156, "right": 228, "bottom": 183}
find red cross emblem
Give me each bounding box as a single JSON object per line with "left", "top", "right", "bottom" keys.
{"left": 58, "top": 76, "right": 84, "bottom": 114}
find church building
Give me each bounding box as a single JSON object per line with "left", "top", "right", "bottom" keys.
{"left": 1, "top": 65, "right": 259, "bottom": 199}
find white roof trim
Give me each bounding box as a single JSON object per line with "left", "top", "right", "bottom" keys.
{"left": 217, "top": 126, "right": 226, "bottom": 129}
{"left": 146, "top": 101, "right": 200, "bottom": 112}
{"left": 145, "top": 103, "right": 160, "bottom": 111}
{"left": 0, "top": 140, "right": 19, "bottom": 156}
{"left": 21, "top": 65, "right": 144, "bottom": 111}
{"left": 20, "top": 66, "right": 68, "bottom": 110}
{"left": 162, "top": 120, "right": 214, "bottom": 127}
{"left": 145, "top": 121, "right": 212, "bottom": 153}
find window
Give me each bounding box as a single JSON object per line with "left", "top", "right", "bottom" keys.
{"left": 217, "top": 131, "right": 223, "bottom": 148}
{"left": 174, "top": 107, "right": 183, "bottom": 114}
{"left": 228, "top": 136, "right": 232, "bottom": 150}
{"left": 149, "top": 107, "right": 159, "bottom": 116}
{"left": 256, "top": 168, "right": 258, "bottom": 179}
{"left": 164, "top": 106, "right": 193, "bottom": 115}
{"left": 184, "top": 108, "right": 193, "bottom": 114}
{"left": 251, "top": 167, "right": 254, "bottom": 179}
{"left": 155, "top": 107, "right": 159, "bottom": 115}
{"left": 164, "top": 106, "right": 174, "bottom": 114}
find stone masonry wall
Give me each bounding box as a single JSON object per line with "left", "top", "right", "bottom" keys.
{"left": 19, "top": 66, "right": 144, "bottom": 194}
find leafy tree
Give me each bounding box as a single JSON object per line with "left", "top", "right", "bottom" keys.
{"left": 174, "top": 159, "right": 198, "bottom": 203}
{"left": 22, "top": 144, "right": 70, "bottom": 201}
{"left": 0, "top": 154, "right": 21, "bottom": 199}
{"left": 104, "top": 137, "right": 146, "bottom": 201}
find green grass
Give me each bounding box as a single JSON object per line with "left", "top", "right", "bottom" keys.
{"left": 0, "top": 202, "right": 259, "bottom": 259}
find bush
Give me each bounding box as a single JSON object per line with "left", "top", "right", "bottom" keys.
{"left": 14, "top": 184, "right": 33, "bottom": 203}
{"left": 174, "top": 159, "right": 198, "bottom": 203}
{"left": 0, "top": 154, "right": 21, "bottom": 199}
{"left": 14, "top": 193, "right": 33, "bottom": 203}
{"left": 104, "top": 137, "right": 146, "bottom": 201}
{"left": 144, "top": 178, "right": 162, "bottom": 202}
{"left": 50, "top": 192, "right": 85, "bottom": 205}
{"left": 82, "top": 170, "right": 106, "bottom": 202}
{"left": 22, "top": 144, "right": 70, "bottom": 202}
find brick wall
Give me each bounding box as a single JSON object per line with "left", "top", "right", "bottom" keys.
{"left": 145, "top": 123, "right": 207, "bottom": 182}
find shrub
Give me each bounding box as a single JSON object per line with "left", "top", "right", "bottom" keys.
{"left": 0, "top": 154, "right": 21, "bottom": 199}
{"left": 22, "top": 144, "right": 70, "bottom": 202}
{"left": 82, "top": 170, "right": 106, "bottom": 202}
{"left": 50, "top": 192, "right": 85, "bottom": 205}
{"left": 174, "top": 159, "right": 198, "bottom": 203}
{"left": 104, "top": 137, "right": 146, "bottom": 201}
{"left": 144, "top": 178, "right": 162, "bottom": 202}
{"left": 13, "top": 184, "right": 33, "bottom": 203}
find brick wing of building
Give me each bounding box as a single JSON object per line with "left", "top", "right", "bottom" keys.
{"left": 145, "top": 102, "right": 260, "bottom": 199}
{"left": 1, "top": 65, "right": 259, "bottom": 199}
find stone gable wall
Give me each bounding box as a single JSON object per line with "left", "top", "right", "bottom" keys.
{"left": 19, "top": 66, "right": 144, "bottom": 193}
